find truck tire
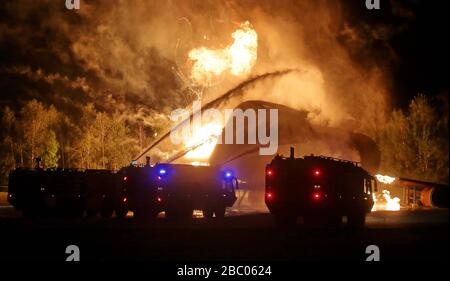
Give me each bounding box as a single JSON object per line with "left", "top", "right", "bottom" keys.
{"left": 100, "top": 208, "right": 113, "bottom": 218}
{"left": 134, "top": 207, "right": 158, "bottom": 220}
{"left": 347, "top": 211, "right": 366, "bottom": 228}
{"left": 115, "top": 208, "right": 128, "bottom": 219}
{"left": 203, "top": 208, "right": 214, "bottom": 219}
{"left": 133, "top": 209, "right": 145, "bottom": 220}
{"left": 325, "top": 213, "right": 342, "bottom": 228}
{"left": 86, "top": 209, "right": 98, "bottom": 218}
{"left": 166, "top": 208, "right": 192, "bottom": 221}
{"left": 70, "top": 208, "right": 85, "bottom": 218}
{"left": 181, "top": 209, "right": 193, "bottom": 220}
{"left": 165, "top": 209, "right": 177, "bottom": 220}
{"left": 274, "top": 214, "right": 296, "bottom": 227}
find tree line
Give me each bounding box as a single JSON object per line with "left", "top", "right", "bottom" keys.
{"left": 0, "top": 100, "right": 147, "bottom": 184}
{"left": 369, "top": 94, "right": 448, "bottom": 183}
{"left": 1, "top": 95, "right": 448, "bottom": 184}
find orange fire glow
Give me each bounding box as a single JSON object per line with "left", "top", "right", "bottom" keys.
{"left": 184, "top": 122, "right": 222, "bottom": 160}
{"left": 188, "top": 21, "right": 258, "bottom": 86}
{"left": 372, "top": 174, "right": 401, "bottom": 211}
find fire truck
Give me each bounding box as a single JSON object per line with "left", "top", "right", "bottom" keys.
{"left": 7, "top": 162, "right": 127, "bottom": 218}
{"left": 8, "top": 155, "right": 238, "bottom": 220}
{"left": 119, "top": 162, "right": 157, "bottom": 219}
{"left": 265, "top": 148, "right": 376, "bottom": 227}
{"left": 120, "top": 161, "right": 238, "bottom": 220}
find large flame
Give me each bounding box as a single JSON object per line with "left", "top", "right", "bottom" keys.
{"left": 382, "top": 190, "right": 401, "bottom": 211}
{"left": 184, "top": 122, "right": 223, "bottom": 159}
{"left": 182, "top": 21, "right": 257, "bottom": 160}
{"left": 372, "top": 189, "right": 400, "bottom": 211}
{"left": 375, "top": 174, "right": 396, "bottom": 184}
{"left": 372, "top": 174, "right": 401, "bottom": 211}
{"left": 372, "top": 190, "right": 401, "bottom": 211}
{"left": 188, "top": 21, "right": 258, "bottom": 86}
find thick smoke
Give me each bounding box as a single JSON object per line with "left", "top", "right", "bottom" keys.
{"left": 0, "top": 0, "right": 410, "bottom": 134}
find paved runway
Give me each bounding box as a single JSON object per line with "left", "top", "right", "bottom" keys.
{"left": 0, "top": 203, "right": 447, "bottom": 262}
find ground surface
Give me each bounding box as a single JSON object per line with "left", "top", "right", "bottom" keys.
{"left": 0, "top": 201, "right": 447, "bottom": 262}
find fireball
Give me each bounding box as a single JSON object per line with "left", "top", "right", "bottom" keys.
{"left": 188, "top": 21, "right": 258, "bottom": 86}
{"left": 182, "top": 21, "right": 258, "bottom": 160}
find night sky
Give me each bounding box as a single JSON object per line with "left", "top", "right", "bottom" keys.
{"left": 0, "top": 0, "right": 448, "bottom": 120}
{"left": 345, "top": 0, "right": 449, "bottom": 108}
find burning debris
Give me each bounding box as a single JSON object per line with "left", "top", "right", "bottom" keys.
{"left": 372, "top": 173, "right": 450, "bottom": 211}
{"left": 383, "top": 190, "right": 401, "bottom": 211}
{"left": 188, "top": 21, "right": 258, "bottom": 87}
{"left": 372, "top": 174, "right": 401, "bottom": 211}
{"left": 371, "top": 190, "right": 401, "bottom": 211}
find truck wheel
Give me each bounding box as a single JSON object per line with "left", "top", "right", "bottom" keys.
{"left": 181, "top": 209, "right": 193, "bottom": 220}
{"left": 100, "top": 208, "right": 113, "bottom": 218}
{"left": 171, "top": 208, "right": 192, "bottom": 221}
{"left": 133, "top": 210, "right": 143, "bottom": 219}
{"left": 164, "top": 208, "right": 179, "bottom": 221}
{"left": 71, "top": 208, "right": 85, "bottom": 218}
{"left": 203, "top": 209, "right": 213, "bottom": 219}
{"left": 166, "top": 208, "right": 192, "bottom": 221}
{"left": 134, "top": 208, "right": 157, "bottom": 220}
{"left": 326, "top": 213, "right": 342, "bottom": 228}
{"left": 213, "top": 206, "right": 226, "bottom": 219}
{"left": 86, "top": 209, "right": 98, "bottom": 218}
{"left": 115, "top": 208, "right": 128, "bottom": 219}
{"left": 165, "top": 209, "right": 174, "bottom": 220}
{"left": 347, "top": 211, "right": 366, "bottom": 228}
{"left": 274, "top": 214, "right": 296, "bottom": 227}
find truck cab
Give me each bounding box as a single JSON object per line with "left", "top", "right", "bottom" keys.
{"left": 154, "top": 163, "right": 238, "bottom": 220}
{"left": 265, "top": 148, "right": 376, "bottom": 227}
{"left": 120, "top": 162, "right": 238, "bottom": 220}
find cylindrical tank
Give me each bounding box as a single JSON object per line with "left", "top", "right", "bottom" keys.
{"left": 420, "top": 187, "right": 449, "bottom": 208}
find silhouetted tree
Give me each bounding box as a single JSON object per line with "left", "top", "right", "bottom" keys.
{"left": 0, "top": 107, "right": 17, "bottom": 183}
{"left": 376, "top": 94, "right": 448, "bottom": 183}
{"left": 42, "top": 130, "right": 60, "bottom": 168}
{"left": 19, "top": 99, "right": 59, "bottom": 167}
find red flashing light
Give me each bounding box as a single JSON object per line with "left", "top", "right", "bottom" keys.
{"left": 313, "top": 169, "right": 320, "bottom": 176}
{"left": 123, "top": 197, "right": 127, "bottom": 203}
{"left": 266, "top": 192, "right": 273, "bottom": 200}
{"left": 312, "top": 192, "right": 321, "bottom": 200}
{"left": 267, "top": 169, "right": 273, "bottom": 176}
{"left": 123, "top": 176, "right": 128, "bottom": 181}
{"left": 157, "top": 197, "right": 162, "bottom": 203}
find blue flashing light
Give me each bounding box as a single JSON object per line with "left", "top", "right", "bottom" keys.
{"left": 159, "top": 168, "right": 167, "bottom": 175}
{"left": 224, "top": 170, "right": 233, "bottom": 179}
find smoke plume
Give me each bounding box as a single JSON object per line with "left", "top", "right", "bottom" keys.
{"left": 1, "top": 0, "right": 411, "bottom": 135}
